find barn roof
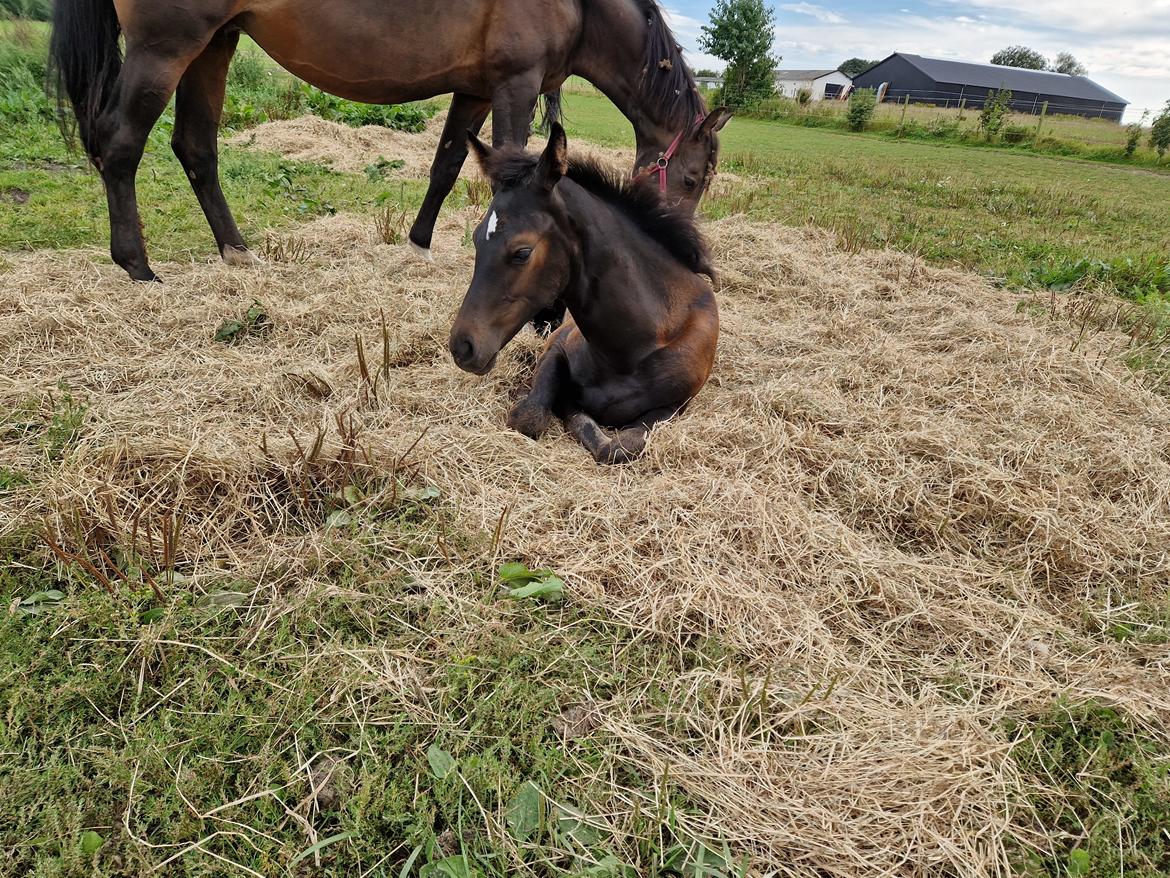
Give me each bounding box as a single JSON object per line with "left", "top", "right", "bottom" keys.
{"left": 890, "top": 53, "right": 1127, "bottom": 105}
{"left": 773, "top": 69, "right": 843, "bottom": 80}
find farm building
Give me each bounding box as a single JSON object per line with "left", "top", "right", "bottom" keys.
{"left": 852, "top": 53, "right": 1128, "bottom": 121}
{"left": 773, "top": 68, "right": 853, "bottom": 101}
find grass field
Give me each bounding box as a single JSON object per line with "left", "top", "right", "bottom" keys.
{"left": 3, "top": 18, "right": 1170, "bottom": 878}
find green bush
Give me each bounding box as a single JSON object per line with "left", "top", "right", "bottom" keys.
{"left": 978, "top": 88, "right": 1013, "bottom": 139}
{"left": 1125, "top": 114, "right": 1147, "bottom": 158}
{"left": 0, "top": 0, "right": 50, "bottom": 19}
{"left": 846, "top": 88, "right": 877, "bottom": 132}
{"left": 0, "top": 21, "right": 51, "bottom": 122}
{"left": 1001, "top": 124, "right": 1033, "bottom": 145}
{"left": 1150, "top": 101, "right": 1170, "bottom": 159}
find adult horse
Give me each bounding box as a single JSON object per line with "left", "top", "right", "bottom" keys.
{"left": 449, "top": 124, "right": 718, "bottom": 464}
{"left": 49, "top": 0, "right": 731, "bottom": 282}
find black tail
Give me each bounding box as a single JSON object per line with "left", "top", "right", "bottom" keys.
{"left": 48, "top": 0, "right": 123, "bottom": 156}
{"left": 537, "top": 88, "right": 563, "bottom": 134}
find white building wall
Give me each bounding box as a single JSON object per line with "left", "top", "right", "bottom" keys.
{"left": 774, "top": 70, "right": 854, "bottom": 100}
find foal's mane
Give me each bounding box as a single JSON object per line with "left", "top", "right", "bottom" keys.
{"left": 638, "top": 0, "right": 708, "bottom": 133}
{"left": 482, "top": 150, "right": 712, "bottom": 277}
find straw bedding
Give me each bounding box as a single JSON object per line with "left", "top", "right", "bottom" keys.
{"left": 2, "top": 203, "right": 1168, "bottom": 876}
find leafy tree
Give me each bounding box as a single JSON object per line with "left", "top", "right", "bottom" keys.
{"left": 978, "top": 88, "right": 1013, "bottom": 139}
{"left": 1150, "top": 101, "right": 1170, "bottom": 159}
{"left": 990, "top": 46, "right": 1048, "bottom": 70}
{"left": 1052, "top": 52, "right": 1088, "bottom": 76}
{"left": 694, "top": 68, "right": 720, "bottom": 78}
{"left": 699, "top": 0, "right": 777, "bottom": 109}
{"left": 839, "top": 58, "right": 878, "bottom": 78}
{"left": 846, "top": 87, "right": 877, "bottom": 131}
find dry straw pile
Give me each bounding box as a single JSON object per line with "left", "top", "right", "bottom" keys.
{"left": 2, "top": 201, "right": 1169, "bottom": 875}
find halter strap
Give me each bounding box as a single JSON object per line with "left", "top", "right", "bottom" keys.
{"left": 633, "top": 113, "right": 705, "bottom": 193}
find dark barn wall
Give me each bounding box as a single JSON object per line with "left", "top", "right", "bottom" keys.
{"left": 852, "top": 56, "right": 1126, "bottom": 122}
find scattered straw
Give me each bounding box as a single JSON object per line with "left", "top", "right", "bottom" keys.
{"left": 2, "top": 205, "right": 1168, "bottom": 876}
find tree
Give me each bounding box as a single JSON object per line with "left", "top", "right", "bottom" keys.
{"left": 839, "top": 58, "right": 878, "bottom": 78}
{"left": 694, "top": 69, "right": 720, "bottom": 78}
{"left": 991, "top": 46, "right": 1048, "bottom": 70}
{"left": 1150, "top": 101, "right": 1170, "bottom": 159}
{"left": 699, "top": 0, "right": 777, "bottom": 109}
{"left": 1051, "top": 52, "right": 1087, "bottom": 76}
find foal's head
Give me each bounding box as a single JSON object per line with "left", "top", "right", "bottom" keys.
{"left": 448, "top": 126, "right": 575, "bottom": 376}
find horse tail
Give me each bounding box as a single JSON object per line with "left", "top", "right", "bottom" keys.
{"left": 537, "top": 88, "right": 563, "bottom": 134}
{"left": 48, "top": 0, "right": 123, "bottom": 157}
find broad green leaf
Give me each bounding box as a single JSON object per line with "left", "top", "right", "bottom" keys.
{"left": 426, "top": 743, "right": 456, "bottom": 779}
{"left": 42, "top": 589, "right": 65, "bottom": 601}
{"left": 508, "top": 576, "right": 564, "bottom": 601}
{"left": 289, "top": 831, "right": 354, "bottom": 866}
{"left": 555, "top": 803, "right": 604, "bottom": 847}
{"left": 420, "top": 854, "right": 478, "bottom": 878}
{"left": 80, "top": 830, "right": 103, "bottom": 855}
{"left": 498, "top": 562, "right": 531, "bottom": 582}
{"left": 341, "top": 485, "right": 364, "bottom": 505}
{"left": 506, "top": 781, "right": 543, "bottom": 840}
{"left": 213, "top": 318, "right": 245, "bottom": 343}
{"left": 404, "top": 485, "right": 441, "bottom": 502}
{"left": 325, "top": 509, "right": 354, "bottom": 528}
{"left": 139, "top": 608, "right": 166, "bottom": 623}
{"left": 1068, "top": 849, "right": 1090, "bottom": 877}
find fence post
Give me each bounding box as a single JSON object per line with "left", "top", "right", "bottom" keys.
{"left": 1036, "top": 101, "right": 1048, "bottom": 138}
{"left": 957, "top": 97, "right": 966, "bottom": 123}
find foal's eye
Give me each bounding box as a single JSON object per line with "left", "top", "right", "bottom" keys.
{"left": 511, "top": 247, "right": 533, "bottom": 264}
{"left": 683, "top": 176, "right": 698, "bottom": 191}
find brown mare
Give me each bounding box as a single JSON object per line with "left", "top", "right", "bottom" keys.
{"left": 49, "top": 0, "right": 730, "bottom": 282}
{"left": 449, "top": 124, "right": 718, "bottom": 464}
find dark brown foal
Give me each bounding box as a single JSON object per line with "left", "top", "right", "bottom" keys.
{"left": 449, "top": 125, "right": 718, "bottom": 464}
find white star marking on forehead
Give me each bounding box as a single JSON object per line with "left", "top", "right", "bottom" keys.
{"left": 486, "top": 211, "right": 499, "bottom": 240}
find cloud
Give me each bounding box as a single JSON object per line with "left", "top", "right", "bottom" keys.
{"left": 779, "top": 3, "right": 847, "bottom": 24}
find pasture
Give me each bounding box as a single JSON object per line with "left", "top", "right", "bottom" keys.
{"left": 3, "top": 21, "right": 1170, "bottom": 878}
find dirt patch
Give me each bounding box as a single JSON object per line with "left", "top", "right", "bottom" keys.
{"left": 2, "top": 210, "right": 1168, "bottom": 877}
{"left": 1, "top": 187, "right": 30, "bottom": 204}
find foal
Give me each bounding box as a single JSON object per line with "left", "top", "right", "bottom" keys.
{"left": 449, "top": 125, "right": 719, "bottom": 464}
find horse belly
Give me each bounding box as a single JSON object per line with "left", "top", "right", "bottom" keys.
{"left": 241, "top": 0, "right": 499, "bottom": 101}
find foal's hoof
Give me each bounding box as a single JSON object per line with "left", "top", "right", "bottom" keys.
{"left": 597, "top": 430, "right": 647, "bottom": 465}
{"left": 507, "top": 400, "right": 553, "bottom": 439}
{"left": 222, "top": 245, "right": 263, "bottom": 268}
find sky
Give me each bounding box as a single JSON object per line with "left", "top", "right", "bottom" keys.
{"left": 663, "top": 0, "right": 1170, "bottom": 122}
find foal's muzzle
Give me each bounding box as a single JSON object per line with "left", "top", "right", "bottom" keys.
{"left": 449, "top": 330, "right": 497, "bottom": 376}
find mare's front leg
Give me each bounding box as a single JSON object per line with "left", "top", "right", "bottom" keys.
{"left": 566, "top": 405, "right": 681, "bottom": 465}
{"left": 408, "top": 93, "right": 491, "bottom": 260}
{"left": 507, "top": 331, "right": 569, "bottom": 439}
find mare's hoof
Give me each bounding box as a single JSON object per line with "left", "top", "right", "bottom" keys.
{"left": 222, "top": 246, "right": 263, "bottom": 267}
{"left": 507, "top": 400, "right": 553, "bottom": 439}
{"left": 409, "top": 240, "right": 434, "bottom": 263}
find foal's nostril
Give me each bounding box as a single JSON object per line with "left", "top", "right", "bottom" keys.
{"left": 450, "top": 333, "right": 475, "bottom": 366}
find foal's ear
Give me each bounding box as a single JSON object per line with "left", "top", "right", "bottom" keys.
{"left": 467, "top": 130, "right": 494, "bottom": 170}
{"left": 697, "top": 107, "right": 733, "bottom": 137}
{"left": 537, "top": 122, "right": 568, "bottom": 190}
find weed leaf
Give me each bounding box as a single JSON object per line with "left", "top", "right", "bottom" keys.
{"left": 290, "top": 830, "right": 355, "bottom": 866}
{"left": 426, "top": 743, "right": 456, "bottom": 779}
{"left": 80, "top": 830, "right": 103, "bottom": 855}
{"left": 506, "top": 781, "right": 543, "bottom": 840}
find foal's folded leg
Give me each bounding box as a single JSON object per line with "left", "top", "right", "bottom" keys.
{"left": 566, "top": 405, "right": 683, "bottom": 465}
{"left": 507, "top": 338, "right": 567, "bottom": 439}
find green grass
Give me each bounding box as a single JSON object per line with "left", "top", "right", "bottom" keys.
{"left": 0, "top": 518, "right": 744, "bottom": 878}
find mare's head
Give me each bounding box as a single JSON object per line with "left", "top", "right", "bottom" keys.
{"left": 631, "top": 107, "right": 733, "bottom": 210}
